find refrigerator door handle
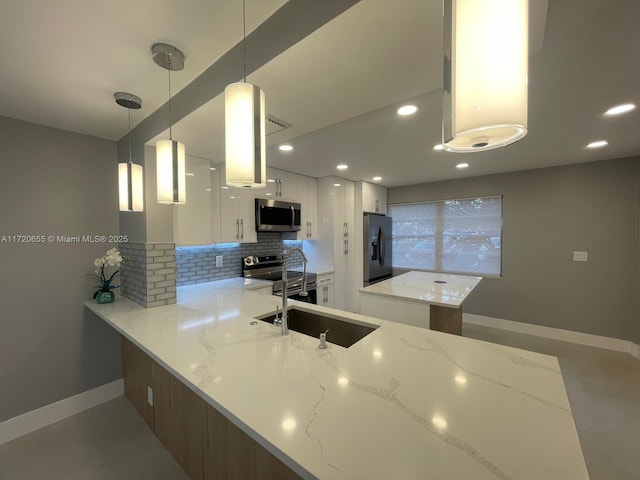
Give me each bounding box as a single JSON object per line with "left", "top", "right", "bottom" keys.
{"left": 379, "top": 225, "right": 385, "bottom": 266}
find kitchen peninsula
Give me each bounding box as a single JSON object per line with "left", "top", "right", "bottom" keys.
{"left": 360, "top": 271, "right": 482, "bottom": 335}
{"left": 86, "top": 280, "right": 588, "bottom": 480}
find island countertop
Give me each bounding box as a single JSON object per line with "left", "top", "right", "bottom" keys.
{"left": 86, "top": 280, "right": 588, "bottom": 480}
{"left": 360, "top": 270, "right": 482, "bottom": 308}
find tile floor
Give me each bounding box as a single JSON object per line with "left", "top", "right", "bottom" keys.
{"left": 0, "top": 396, "right": 189, "bottom": 480}
{"left": 1, "top": 324, "right": 639, "bottom": 479}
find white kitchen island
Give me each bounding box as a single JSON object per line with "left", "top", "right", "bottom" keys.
{"left": 86, "top": 279, "right": 588, "bottom": 480}
{"left": 360, "top": 271, "right": 482, "bottom": 335}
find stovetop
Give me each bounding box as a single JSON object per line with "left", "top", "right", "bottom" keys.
{"left": 242, "top": 255, "right": 316, "bottom": 294}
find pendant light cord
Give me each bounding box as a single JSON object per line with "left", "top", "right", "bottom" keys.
{"left": 243, "top": 0, "right": 246, "bottom": 82}
{"left": 128, "top": 108, "right": 132, "bottom": 164}
{"left": 168, "top": 56, "right": 173, "bottom": 139}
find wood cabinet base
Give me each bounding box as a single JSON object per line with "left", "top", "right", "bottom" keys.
{"left": 122, "top": 336, "right": 302, "bottom": 480}
{"left": 429, "top": 305, "right": 462, "bottom": 335}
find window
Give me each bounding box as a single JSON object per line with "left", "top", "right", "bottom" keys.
{"left": 389, "top": 196, "right": 502, "bottom": 276}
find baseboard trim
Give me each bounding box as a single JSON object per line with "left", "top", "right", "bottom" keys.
{"left": 464, "top": 313, "right": 639, "bottom": 357}
{"left": 0, "top": 379, "right": 123, "bottom": 445}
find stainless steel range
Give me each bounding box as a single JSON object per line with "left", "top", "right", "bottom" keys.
{"left": 242, "top": 255, "right": 317, "bottom": 304}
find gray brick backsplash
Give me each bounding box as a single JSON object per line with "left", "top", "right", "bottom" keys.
{"left": 120, "top": 234, "right": 302, "bottom": 304}
{"left": 120, "top": 242, "right": 177, "bottom": 308}
{"left": 176, "top": 232, "right": 303, "bottom": 286}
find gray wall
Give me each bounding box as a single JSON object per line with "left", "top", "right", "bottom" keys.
{"left": 388, "top": 158, "right": 640, "bottom": 343}
{"left": 0, "top": 116, "right": 122, "bottom": 422}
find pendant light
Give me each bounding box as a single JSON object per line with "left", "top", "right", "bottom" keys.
{"left": 115, "top": 92, "right": 144, "bottom": 212}
{"left": 152, "top": 43, "right": 186, "bottom": 204}
{"left": 225, "top": 0, "right": 266, "bottom": 188}
{"left": 442, "top": 0, "right": 528, "bottom": 152}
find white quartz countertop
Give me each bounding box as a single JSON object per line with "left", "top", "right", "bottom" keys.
{"left": 86, "top": 279, "right": 588, "bottom": 480}
{"left": 360, "top": 271, "right": 483, "bottom": 308}
{"left": 194, "top": 276, "right": 272, "bottom": 290}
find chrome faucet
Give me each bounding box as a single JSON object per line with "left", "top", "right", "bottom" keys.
{"left": 280, "top": 246, "right": 308, "bottom": 335}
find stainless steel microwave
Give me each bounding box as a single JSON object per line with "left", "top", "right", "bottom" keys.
{"left": 255, "top": 198, "right": 302, "bottom": 232}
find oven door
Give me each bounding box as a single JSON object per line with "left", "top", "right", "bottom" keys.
{"left": 287, "top": 288, "right": 317, "bottom": 304}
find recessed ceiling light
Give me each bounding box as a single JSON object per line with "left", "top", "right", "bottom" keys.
{"left": 372, "top": 176, "right": 382, "bottom": 181}
{"left": 456, "top": 163, "right": 469, "bottom": 169}
{"left": 397, "top": 105, "right": 418, "bottom": 116}
{"left": 279, "top": 144, "right": 293, "bottom": 151}
{"left": 186, "top": 172, "right": 195, "bottom": 176}
{"left": 205, "top": 188, "right": 211, "bottom": 192}
{"left": 433, "top": 144, "right": 444, "bottom": 151}
{"left": 333, "top": 183, "right": 342, "bottom": 187}
{"left": 604, "top": 103, "right": 636, "bottom": 116}
{"left": 209, "top": 167, "right": 216, "bottom": 171}
{"left": 267, "top": 178, "right": 276, "bottom": 183}
{"left": 336, "top": 164, "right": 348, "bottom": 170}
{"left": 221, "top": 186, "right": 230, "bottom": 190}
{"left": 586, "top": 140, "right": 608, "bottom": 149}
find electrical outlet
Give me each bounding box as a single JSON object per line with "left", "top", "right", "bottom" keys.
{"left": 573, "top": 251, "right": 588, "bottom": 262}
{"left": 216, "top": 255, "right": 223, "bottom": 267}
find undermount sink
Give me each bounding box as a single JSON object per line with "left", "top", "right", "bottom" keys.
{"left": 257, "top": 307, "right": 379, "bottom": 348}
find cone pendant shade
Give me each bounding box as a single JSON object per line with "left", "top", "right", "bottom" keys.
{"left": 443, "top": 0, "right": 528, "bottom": 152}
{"left": 225, "top": 82, "right": 266, "bottom": 188}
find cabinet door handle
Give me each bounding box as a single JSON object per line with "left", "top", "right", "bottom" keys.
{"left": 344, "top": 239, "right": 349, "bottom": 254}
{"left": 240, "top": 218, "right": 244, "bottom": 239}
{"left": 343, "top": 222, "right": 347, "bottom": 237}
{"left": 235, "top": 218, "right": 239, "bottom": 239}
{"left": 346, "top": 222, "right": 349, "bottom": 237}
{"left": 375, "top": 199, "right": 379, "bottom": 213}
{"left": 277, "top": 178, "right": 282, "bottom": 196}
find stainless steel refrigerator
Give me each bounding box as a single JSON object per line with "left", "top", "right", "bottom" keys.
{"left": 363, "top": 213, "right": 393, "bottom": 286}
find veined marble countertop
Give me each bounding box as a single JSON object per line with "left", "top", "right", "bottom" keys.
{"left": 86, "top": 280, "right": 589, "bottom": 480}
{"left": 360, "top": 271, "right": 483, "bottom": 308}
{"left": 190, "top": 276, "right": 273, "bottom": 290}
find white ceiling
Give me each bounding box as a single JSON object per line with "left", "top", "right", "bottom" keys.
{"left": 1, "top": 0, "right": 639, "bottom": 188}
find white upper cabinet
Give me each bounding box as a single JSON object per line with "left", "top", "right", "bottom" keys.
{"left": 360, "top": 181, "right": 387, "bottom": 215}
{"left": 297, "top": 176, "right": 318, "bottom": 240}
{"left": 173, "top": 155, "right": 212, "bottom": 246}
{"left": 262, "top": 167, "right": 299, "bottom": 201}
{"left": 217, "top": 163, "right": 257, "bottom": 244}
{"left": 210, "top": 166, "right": 221, "bottom": 244}
{"left": 317, "top": 176, "right": 355, "bottom": 238}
